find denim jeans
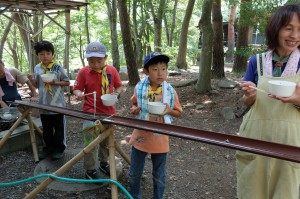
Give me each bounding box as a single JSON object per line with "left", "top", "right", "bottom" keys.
{"left": 129, "top": 146, "right": 167, "bottom": 199}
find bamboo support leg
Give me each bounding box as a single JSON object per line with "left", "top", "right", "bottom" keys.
{"left": 0, "top": 108, "right": 31, "bottom": 149}
{"left": 114, "top": 141, "right": 130, "bottom": 165}
{"left": 26, "top": 114, "right": 39, "bottom": 162}
{"left": 18, "top": 105, "right": 43, "bottom": 135}
{"left": 32, "top": 122, "right": 43, "bottom": 135}
{"left": 24, "top": 125, "right": 113, "bottom": 199}
{"left": 108, "top": 127, "right": 118, "bottom": 199}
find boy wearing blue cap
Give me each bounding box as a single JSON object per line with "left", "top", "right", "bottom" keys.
{"left": 129, "top": 52, "right": 183, "bottom": 199}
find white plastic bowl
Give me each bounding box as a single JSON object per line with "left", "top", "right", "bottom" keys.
{"left": 268, "top": 80, "right": 296, "bottom": 97}
{"left": 101, "top": 94, "right": 117, "bottom": 106}
{"left": 40, "top": 73, "right": 55, "bottom": 82}
{"left": 0, "top": 107, "right": 20, "bottom": 121}
{"left": 148, "top": 102, "right": 166, "bottom": 115}
{"left": 2, "top": 113, "right": 13, "bottom": 120}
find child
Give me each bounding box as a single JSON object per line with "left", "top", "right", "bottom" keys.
{"left": 73, "top": 42, "right": 123, "bottom": 180}
{"left": 31, "top": 40, "right": 70, "bottom": 160}
{"left": 129, "top": 52, "right": 183, "bottom": 199}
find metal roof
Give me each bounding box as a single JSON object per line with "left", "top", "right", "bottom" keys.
{"left": 0, "top": 0, "right": 88, "bottom": 14}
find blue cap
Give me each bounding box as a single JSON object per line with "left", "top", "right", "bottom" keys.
{"left": 143, "top": 52, "right": 170, "bottom": 68}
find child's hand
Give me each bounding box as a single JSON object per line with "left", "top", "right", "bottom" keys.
{"left": 111, "top": 92, "right": 120, "bottom": 99}
{"left": 162, "top": 103, "right": 171, "bottom": 116}
{"left": 75, "top": 91, "right": 85, "bottom": 101}
{"left": 130, "top": 105, "right": 141, "bottom": 115}
{"left": 27, "top": 73, "right": 34, "bottom": 80}
{"left": 30, "top": 96, "right": 38, "bottom": 102}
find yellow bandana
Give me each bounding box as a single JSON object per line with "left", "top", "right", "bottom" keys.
{"left": 97, "top": 66, "right": 109, "bottom": 94}
{"left": 41, "top": 60, "right": 54, "bottom": 96}
{"left": 148, "top": 84, "right": 162, "bottom": 102}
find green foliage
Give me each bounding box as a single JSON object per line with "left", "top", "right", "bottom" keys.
{"left": 161, "top": 46, "right": 179, "bottom": 70}
{"left": 285, "top": 0, "right": 300, "bottom": 4}
{"left": 0, "top": 0, "right": 203, "bottom": 72}
{"left": 1, "top": 0, "right": 292, "bottom": 75}
{"left": 234, "top": 44, "right": 267, "bottom": 58}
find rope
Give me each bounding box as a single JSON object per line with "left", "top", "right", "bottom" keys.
{"left": 0, "top": 174, "right": 133, "bottom": 199}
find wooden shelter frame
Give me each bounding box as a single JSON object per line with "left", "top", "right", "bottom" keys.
{"left": 0, "top": 0, "right": 89, "bottom": 74}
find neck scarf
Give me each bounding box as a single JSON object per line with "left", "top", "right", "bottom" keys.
{"left": 265, "top": 48, "right": 300, "bottom": 77}
{"left": 148, "top": 85, "right": 162, "bottom": 102}
{"left": 41, "top": 60, "right": 55, "bottom": 96}
{"left": 136, "top": 76, "right": 175, "bottom": 124}
{"left": 97, "top": 65, "right": 109, "bottom": 94}
{"left": 272, "top": 52, "right": 290, "bottom": 77}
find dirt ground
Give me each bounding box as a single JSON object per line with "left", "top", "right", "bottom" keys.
{"left": 0, "top": 66, "right": 244, "bottom": 199}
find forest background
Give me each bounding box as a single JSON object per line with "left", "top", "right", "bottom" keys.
{"left": 0, "top": 0, "right": 300, "bottom": 92}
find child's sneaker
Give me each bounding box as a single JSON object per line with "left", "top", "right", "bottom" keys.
{"left": 38, "top": 151, "right": 50, "bottom": 160}
{"left": 85, "top": 169, "right": 100, "bottom": 180}
{"left": 99, "top": 162, "right": 110, "bottom": 176}
{"left": 51, "top": 152, "right": 64, "bottom": 160}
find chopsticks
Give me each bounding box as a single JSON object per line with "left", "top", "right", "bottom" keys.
{"left": 235, "top": 81, "right": 269, "bottom": 95}
{"left": 248, "top": 85, "right": 269, "bottom": 95}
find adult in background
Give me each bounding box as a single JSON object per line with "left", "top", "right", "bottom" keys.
{"left": 0, "top": 60, "right": 37, "bottom": 106}
{"left": 237, "top": 4, "right": 300, "bottom": 199}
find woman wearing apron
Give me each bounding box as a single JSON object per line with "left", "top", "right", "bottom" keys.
{"left": 237, "top": 4, "right": 300, "bottom": 199}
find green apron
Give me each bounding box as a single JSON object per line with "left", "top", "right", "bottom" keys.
{"left": 236, "top": 60, "right": 300, "bottom": 199}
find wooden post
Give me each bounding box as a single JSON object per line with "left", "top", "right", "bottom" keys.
{"left": 32, "top": 122, "right": 43, "bottom": 135}
{"left": 0, "top": 108, "right": 31, "bottom": 149}
{"left": 108, "top": 126, "right": 118, "bottom": 199}
{"left": 24, "top": 125, "right": 113, "bottom": 199}
{"left": 65, "top": 9, "right": 71, "bottom": 104}
{"left": 26, "top": 113, "right": 39, "bottom": 162}
{"left": 18, "top": 105, "right": 43, "bottom": 135}
{"left": 114, "top": 141, "right": 130, "bottom": 165}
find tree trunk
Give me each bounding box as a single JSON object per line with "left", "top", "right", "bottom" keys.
{"left": 195, "top": 0, "right": 213, "bottom": 93}
{"left": 175, "top": 0, "right": 196, "bottom": 70}
{"left": 79, "top": 34, "right": 85, "bottom": 67}
{"left": 232, "top": 0, "right": 251, "bottom": 73}
{"left": 0, "top": 18, "right": 13, "bottom": 60}
{"left": 225, "top": 4, "right": 236, "bottom": 62}
{"left": 248, "top": 26, "right": 253, "bottom": 44}
{"left": 117, "top": 0, "right": 140, "bottom": 86}
{"left": 7, "top": 35, "right": 19, "bottom": 70}
{"left": 85, "top": 0, "right": 90, "bottom": 44}
{"left": 32, "top": 15, "right": 42, "bottom": 67}
{"left": 13, "top": 14, "right": 30, "bottom": 65}
{"left": 212, "top": 0, "right": 225, "bottom": 78}
{"left": 106, "top": 0, "right": 120, "bottom": 71}
{"left": 163, "top": 13, "right": 170, "bottom": 47}
{"left": 132, "top": 0, "right": 145, "bottom": 68}
{"left": 169, "top": 0, "right": 178, "bottom": 47}
{"left": 150, "top": 0, "right": 166, "bottom": 52}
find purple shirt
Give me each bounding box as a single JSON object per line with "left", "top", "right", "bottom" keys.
{"left": 244, "top": 55, "right": 300, "bottom": 85}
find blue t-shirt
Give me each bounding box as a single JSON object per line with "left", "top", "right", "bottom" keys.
{"left": 244, "top": 55, "right": 300, "bottom": 85}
